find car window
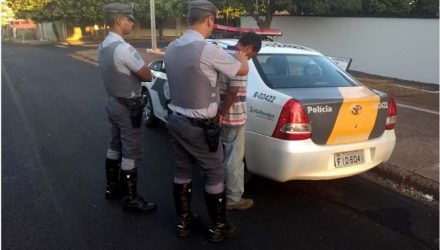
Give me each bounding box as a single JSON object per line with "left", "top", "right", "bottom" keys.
{"left": 254, "top": 54, "right": 359, "bottom": 88}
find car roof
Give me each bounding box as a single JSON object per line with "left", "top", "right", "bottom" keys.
{"left": 207, "top": 39, "right": 323, "bottom": 56}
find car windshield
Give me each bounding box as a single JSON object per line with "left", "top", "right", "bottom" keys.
{"left": 254, "top": 54, "right": 359, "bottom": 88}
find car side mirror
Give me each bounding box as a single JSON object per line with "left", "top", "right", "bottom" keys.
{"left": 148, "top": 60, "right": 166, "bottom": 73}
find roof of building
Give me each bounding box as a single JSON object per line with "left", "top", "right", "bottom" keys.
{"left": 9, "top": 20, "right": 36, "bottom": 29}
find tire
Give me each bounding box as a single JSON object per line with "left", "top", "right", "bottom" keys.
{"left": 142, "top": 89, "right": 158, "bottom": 127}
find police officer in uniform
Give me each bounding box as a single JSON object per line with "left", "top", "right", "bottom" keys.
{"left": 98, "top": 3, "right": 156, "bottom": 213}
{"left": 164, "top": 0, "right": 249, "bottom": 242}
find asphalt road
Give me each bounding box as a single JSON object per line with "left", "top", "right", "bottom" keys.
{"left": 2, "top": 42, "right": 439, "bottom": 250}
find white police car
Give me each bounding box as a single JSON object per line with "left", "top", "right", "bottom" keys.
{"left": 141, "top": 39, "right": 396, "bottom": 181}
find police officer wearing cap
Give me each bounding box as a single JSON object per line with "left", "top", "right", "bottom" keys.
{"left": 165, "top": 0, "right": 249, "bottom": 242}
{"left": 98, "top": 3, "right": 156, "bottom": 213}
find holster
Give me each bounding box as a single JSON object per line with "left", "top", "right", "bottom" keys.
{"left": 203, "top": 116, "right": 221, "bottom": 152}
{"left": 115, "top": 97, "right": 145, "bottom": 128}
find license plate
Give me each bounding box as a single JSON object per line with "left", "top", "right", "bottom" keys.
{"left": 334, "top": 150, "right": 365, "bottom": 168}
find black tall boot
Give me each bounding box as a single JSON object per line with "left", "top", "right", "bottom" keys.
{"left": 105, "top": 158, "right": 121, "bottom": 199}
{"left": 121, "top": 169, "right": 157, "bottom": 213}
{"left": 173, "top": 182, "right": 192, "bottom": 238}
{"left": 205, "top": 192, "right": 240, "bottom": 242}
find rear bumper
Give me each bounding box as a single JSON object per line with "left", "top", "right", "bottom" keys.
{"left": 244, "top": 130, "right": 396, "bottom": 181}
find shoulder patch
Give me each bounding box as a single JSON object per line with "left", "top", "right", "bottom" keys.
{"left": 133, "top": 51, "right": 141, "bottom": 61}
{"left": 128, "top": 46, "right": 136, "bottom": 53}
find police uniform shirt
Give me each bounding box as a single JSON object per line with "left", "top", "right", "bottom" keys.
{"left": 168, "top": 29, "right": 242, "bottom": 119}
{"left": 100, "top": 31, "right": 145, "bottom": 97}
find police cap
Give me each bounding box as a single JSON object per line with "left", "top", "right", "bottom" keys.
{"left": 188, "top": 0, "right": 217, "bottom": 16}
{"left": 103, "top": 3, "right": 135, "bottom": 21}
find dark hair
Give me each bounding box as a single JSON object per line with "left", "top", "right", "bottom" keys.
{"left": 187, "top": 9, "right": 213, "bottom": 25}
{"left": 238, "top": 32, "right": 262, "bottom": 53}
{"left": 105, "top": 13, "right": 124, "bottom": 28}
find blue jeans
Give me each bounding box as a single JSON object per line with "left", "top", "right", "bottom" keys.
{"left": 221, "top": 126, "right": 245, "bottom": 202}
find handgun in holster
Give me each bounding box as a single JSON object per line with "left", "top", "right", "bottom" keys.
{"left": 203, "top": 116, "right": 221, "bottom": 152}
{"left": 116, "top": 97, "right": 144, "bottom": 128}
{"left": 128, "top": 98, "right": 144, "bottom": 128}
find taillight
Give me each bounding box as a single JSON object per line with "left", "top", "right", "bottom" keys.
{"left": 386, "top": 96, "right": 397, "bottom": 130}
{"left": 272, "top": 99, "right": 312, "bottom": 140}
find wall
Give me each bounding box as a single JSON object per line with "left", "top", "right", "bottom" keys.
{"left": 241, "top": 16, "right": 439, "bottom": 84}
{"left": 37, "top": 21, "right": 67, "bottom": 42}
{"left": 126, "top": 17, "right": 187, "bottom": 39}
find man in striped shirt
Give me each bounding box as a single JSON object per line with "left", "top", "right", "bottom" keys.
{"left": 218, "top": 32, "right": 262, "bottom": 210}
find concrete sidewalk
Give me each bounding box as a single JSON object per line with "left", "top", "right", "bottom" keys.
{"left": 70, "top": 46, "right": 439, "bottom": 205}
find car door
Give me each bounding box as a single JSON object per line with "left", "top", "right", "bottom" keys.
{"left": 146, "top": 60, "right": 170, "bottom": 122}
{"left": 245, "top": 56, "right": 292, "bottom": 137}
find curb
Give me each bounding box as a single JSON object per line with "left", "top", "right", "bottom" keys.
{"left": 3, "top": 39, "right": 57, "bottom": 45}
{"left": 71, "top": 53, "right": 98, "bottom": 66}
{"left": 379, "top": 163, "right": 439, "bottom": 198}
{"left": 361, "top": 162, "right": 439, "bottom": 201}
{"left": 71, "top": 49, "right": 164, "bottom": 66}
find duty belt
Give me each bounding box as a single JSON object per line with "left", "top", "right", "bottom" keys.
{"left": 174, "top": 112, "right": 221, "bottom": 152}
{"left": 112, "top": 96, "right": 143, "bottom": 106}
{"left": 111, "top": 96, "right": 144, "bottom": 128}
{"left": 175, "top": 112, "right": 216, "bottom": 127}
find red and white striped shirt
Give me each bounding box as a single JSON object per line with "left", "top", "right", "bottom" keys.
{"left": 219, "top": 49, "right": 248, "bottom": 127}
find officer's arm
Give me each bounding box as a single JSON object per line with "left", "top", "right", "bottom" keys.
{"left": 135, "top": 64, "right": 152, "bottom": 82}
{"left": 235, "top": 51, "right": 249, "bottom": 76}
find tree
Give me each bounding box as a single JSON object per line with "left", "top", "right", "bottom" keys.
{"left": 216, "top": 5, "right": 246, "bottom": 26}
{"left": 1, "top": 2, "right": 15, "bottom": 26}
{"left": 6, "top": 0, "right": 50, "bottom": 21}
{"left": 6, "top": 0, "right": 49, "bottom": 15}
{"left": 6, "top": 0, "right": 151, "bottom": 24}
{"left": 148, "top": 0, "right": 187, "bottom": 39}
{"left": 7, "top": 0, "right": 438, "bottom": 31}
{"left": 6, "top": 0, "right": 101, "bottom": 23}
{"left": 362, "top": 0, "right": 412, "bottom": 16}
{"left": 328, "top": 0, "right": 363, "bottom": 16}
{"left": 409, "top": 0, "right": 439, "bottom": 17}
{"left": 216, "top": 0, "right": 438, "bottom": 27}
{"left": 212, "top": 0, "right": 361, "bottom": 28}
{"left": 212, "top": 0, "right": 291, "bottom": 28}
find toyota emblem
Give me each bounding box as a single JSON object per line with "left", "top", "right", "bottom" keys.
{"left": 351, "top": 105, "right": 362, "bottom": 115}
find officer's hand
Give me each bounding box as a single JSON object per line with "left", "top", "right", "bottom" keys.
{"left": 235, "top": 51, "right": 249, "bottom": 76}
{"left": 235, "top": 50, "right": 249, "bottom": 62}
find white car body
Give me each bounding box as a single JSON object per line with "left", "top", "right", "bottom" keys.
{"left": 142, "top": 39, "right": 396, "bottom": 182}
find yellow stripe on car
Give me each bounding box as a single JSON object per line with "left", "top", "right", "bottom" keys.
{"left": 326, "top": 87, "right": 380, "bottom": 145}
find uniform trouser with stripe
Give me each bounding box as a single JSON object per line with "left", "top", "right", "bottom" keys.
{"left": 105, "top": 98, "right": 144, "bottom": 170}
{"left": 168, "top": 113, "right": 225, "bottom": 194}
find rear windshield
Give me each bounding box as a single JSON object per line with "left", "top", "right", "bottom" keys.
{"left": 253, "top": 54, "right": 359, "bottom": 88}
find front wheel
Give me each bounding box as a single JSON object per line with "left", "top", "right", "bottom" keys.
{"left": 142, "top": 89, "right": 158, "bottom": 127}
